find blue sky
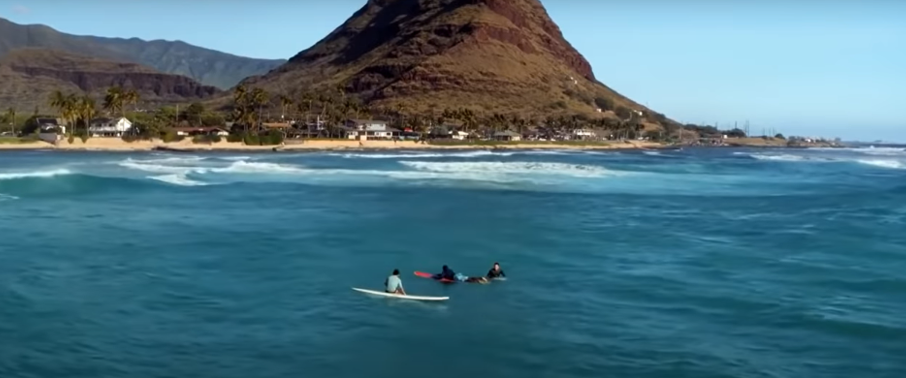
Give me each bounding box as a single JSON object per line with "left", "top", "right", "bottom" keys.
{"left": 1, "top": 1, "right": 904, "bottom": 141}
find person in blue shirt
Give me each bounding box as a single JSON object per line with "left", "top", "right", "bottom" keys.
{"left": 385, "top": 269, "right": 406, "bottom": 295}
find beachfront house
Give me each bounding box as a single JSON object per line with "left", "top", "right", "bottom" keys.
{"left": 344, "top": 119, "right": 399, "bottom": 140}
{"left": 427, "top": 124, "right": 469, "bottom": 140}
{"left": 35, "top": 117, "right": 65, "bottom": 135}
{"left": 173, "top": 127, "right": 230, "bottom": 137}
{"left": 89, "top": 117, "right": 132, "bottom": 137}
{"left": 493, "top": 130, "right": 522, "bottom": 142}
{"left": 572, "top": 129, "right": 597, "bottom": 140}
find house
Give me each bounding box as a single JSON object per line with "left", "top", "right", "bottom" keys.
{"left": 173, "top": 127, "right": 230, "bottom": 137}
{"left": 493, "top": 130, "right": 522, "bottom": 141}
{"left": 427, "top": 124, "right": 469, "bottom": 140}
{"left": 344, "top": 119, "right": 399, "bottom": 140}
{"left": 35, "top": 117, "right": 65, "bottom": 134}
{"left": 89, "top": 117, "right": 132, "bottom": 137}
{"left": 572, "top": 129, "right": 596, "bottom": 140}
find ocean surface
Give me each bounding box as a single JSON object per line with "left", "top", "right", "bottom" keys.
{"left": 1, "top": 147, "right": 904, "bottom": 378}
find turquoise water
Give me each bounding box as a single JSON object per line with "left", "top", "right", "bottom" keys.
{"left": 1, "top": 147, "right": 905, "bottom": 378}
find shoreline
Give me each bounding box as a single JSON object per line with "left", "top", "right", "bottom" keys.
{"left": 0, "top": 138, "right": 667, "bottom": 152}
{"left": 0, "top": 137, "right": 841, "bottom": 152}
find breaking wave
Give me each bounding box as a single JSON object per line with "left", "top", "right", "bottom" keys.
{"left": 0, "top": 168, "right": 73, "bottom": 180}
{"left": 399, "top": 161, "right": 618, "bottom": 177}
{"left": 332, "top": 150, "right": 512, "bottom": 159}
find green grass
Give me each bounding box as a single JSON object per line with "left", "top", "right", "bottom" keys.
{"left": 0, "top": 136, "right": 38, "bottom": 144}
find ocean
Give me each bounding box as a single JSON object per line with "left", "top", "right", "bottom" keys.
{"left": 1, "top": 147, "right": 904, "bottom": 378}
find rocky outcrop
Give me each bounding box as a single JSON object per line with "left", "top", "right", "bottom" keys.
{"left": 240, "top": 0, "right": 663, "bottom": 120}
{"left": 8, "top": 65, "right": 219, "bottom": 98}
{"left": 0, "top": 49, "right": 221, "bottom": 111}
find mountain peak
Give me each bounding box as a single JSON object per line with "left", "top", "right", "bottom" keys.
{"left": 244, "top": 0, "right": 653, "bottom": 119}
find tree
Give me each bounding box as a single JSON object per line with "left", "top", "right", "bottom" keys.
{"left": 3, "top": 108, "right": 16, "bottom": 135}
{"left": 277, "top": 94, "right": 293, "bottom": 121}
{"left": 774, "top": 133, "right": 785, "bottom": 139}
{"left": 594, "top": 97, "right": 614, "bottom": 111}
{"left": 76, "top": 96, "right": 97, "bottom": 139}
{"left": 48, "top": 91, "right": 78, "bottom": 137}
{"left": 615, "top": 106, "right": 632, "bottom": 120}
{"left": 104, "top": 87, "right": 125, "bottom": 119}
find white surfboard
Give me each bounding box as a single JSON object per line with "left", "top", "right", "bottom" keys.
{"left": 351, "top": 287, "right": 449, "bottom": 301}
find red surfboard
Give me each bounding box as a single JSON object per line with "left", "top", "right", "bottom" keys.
{"left": 414, "top": 271, "right": 456, "bottom": 283}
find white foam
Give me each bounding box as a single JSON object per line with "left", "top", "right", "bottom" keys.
{"left": 148, "top": 174, "right": 208, "bottom": 186}
{"left": 0, "top": 193, "right": 19, "bottom": 201}
{"left": 642, "top": 151, "right": 662, "bottom": 156}
{"left": 212, "top": 160, "right": 306, "bottom": 174}
{"left": 119, "top": 159, "right": 210, "bottom": 175}
{"left": 399, "top": 161, "right": 616, "bottom": 178}
{"left": 216, "top": 156, "right": 252, "bottom": 161}
{"left": 138, "top": 156, "right": 206, "bottom": 164}
{"left": 856, "top": 159, "right": 904, "bottom": 169}
{"left": 334, "top": 150, "right": 512, "bottom": 159}
{"left": 749, "top": 153, "right": 806, "bottom": 161}
{"left": 0, "top": 168, "right": 73, "bottom": 180}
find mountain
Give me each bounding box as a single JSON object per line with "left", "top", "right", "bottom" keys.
{"left": 0, "top": 48, "right": 221, "bottom": 111}
{"left": 239, "top": 0, "right": 669, "bottom": 122}
{"left": 0, "top": 17, "right": 285, "bottom": 89}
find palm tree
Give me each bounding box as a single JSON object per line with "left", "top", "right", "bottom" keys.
{"left": 48, "top": 91, "right": 78, "bottom": 136}
{"left": 77, "top": 96, "right": 97, "bottom": 138}
{"left": 3, "top": 108, "right": 16, "bottom": 135}
{"left": 232, "top": 85, "right": 251, "bottom": 134}
{"left": 104, "top": 87, "right": 125, "bottom": 118}
{"left": 123, "top": 89, "right": 139, "bottom": 115}
{"left": 277, "top": 94, "right": 293, "bottom": 121}
{"left": 249, "top": 88, "right": 269, "bottom": 132}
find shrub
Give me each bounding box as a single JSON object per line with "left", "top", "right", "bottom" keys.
{"left": 67, "top": 134, "right": 75, "bottom": 144}
{"left": 594, "top": 97, "right": 614, "bottom": 111}
{"left": 191, "top": 134, "right": 222, "bottom": 144}
{"left": 161, "top": 129, "right": 182, "bottom": 143}
{"left": 121, "top": 134, "right": 141, "bottom": 143}
{"left": 242, "top": 133, "right": 259, "bottom": 145}
{"left": 226, "top": 133, "right": 243, "bottom": 143}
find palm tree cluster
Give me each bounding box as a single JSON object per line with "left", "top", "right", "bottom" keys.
{"left": 48, "top": 91, "right": 98, "bottom": 138}
{"left": 103, "top": 87, "right": 140, "bottom": 119}
{"left": 231, "top": 85, "right": 271, "bottom": 134}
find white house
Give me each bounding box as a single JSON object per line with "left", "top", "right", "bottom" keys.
{"left": 89, "top": 117, "right": 132, "bottom": 137}
{"left": 344, "top": 119, "right": 399, "bottom": 140}
{"left": 573, "top": 129, "right": 596, "bottom": 138}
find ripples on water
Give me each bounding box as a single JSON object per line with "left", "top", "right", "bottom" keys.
{"left": 1, "top": 147, "right": 905, "bottom": 378}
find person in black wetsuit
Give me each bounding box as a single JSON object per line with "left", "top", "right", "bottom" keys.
{"left": 487, "top": 262, "right": 506, "bottom": 279}
{"left": 434, "top": 265, "right": 456, "bottom": 280}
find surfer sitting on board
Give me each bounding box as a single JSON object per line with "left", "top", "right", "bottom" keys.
{"left": 385, "top": 269, "right": 406, "bottom": 295}
{"left": 487, "top": 262, "right": 506, "bottom": 279}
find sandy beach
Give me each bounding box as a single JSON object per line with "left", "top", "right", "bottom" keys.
{"left": 0, "top": 138, "right": 665, "bottom": 152}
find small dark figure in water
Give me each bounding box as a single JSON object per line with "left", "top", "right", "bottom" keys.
{"left": 487, "top": 262, "right": 506, "bottom": 279}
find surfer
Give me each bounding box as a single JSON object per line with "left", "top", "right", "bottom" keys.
{"left": 487, "top": 262, "right": 506, "bottom": 279}
{"left": 385, "top": 269, "right": 406, "bottom": 295}
{"left": 434, "top": 265, "right": 456, "bottom": 281}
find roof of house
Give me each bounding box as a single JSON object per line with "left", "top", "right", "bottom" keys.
{"left": 36, "top": 118, "right": 59, "bottom": 125}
